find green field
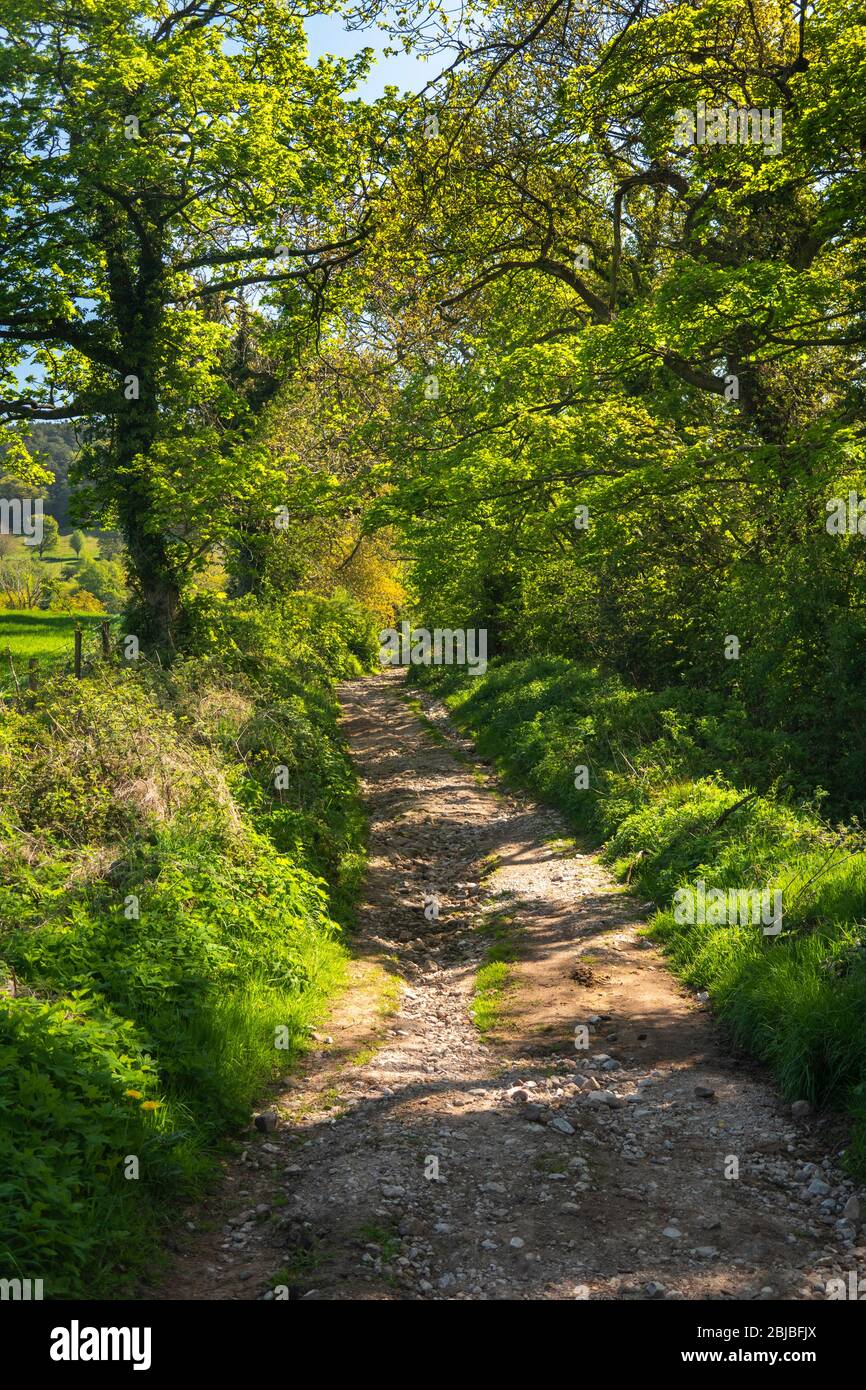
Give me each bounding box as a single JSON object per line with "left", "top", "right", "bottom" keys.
{"left": 1, "top": 529, "right": 101, "bottom": 563}
{"left": 0, "top": 611, "right": 105, "bottom": 691}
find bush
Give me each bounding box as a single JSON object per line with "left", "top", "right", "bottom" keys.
{"left": 49, "top": 588, "right": 105, "bottom": 614}
{"left": 177, "top": 588, "right": 380, "bottom": 687}
{"left": 0, "top": 597, "right": 369, "bottom": 1296}
{"left": 75, "top": 557, "right": 128, "bottom": 612}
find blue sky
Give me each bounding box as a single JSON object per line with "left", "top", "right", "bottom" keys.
{"left": 305, "top": 11, "right": 432, "bottom": 97}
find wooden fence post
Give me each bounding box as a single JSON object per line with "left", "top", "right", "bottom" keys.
{"left": 101, "top": 620, "right": 110, "bottom": 659}
{"left": 74, "top": 625, "right": 82, "bottom": 679}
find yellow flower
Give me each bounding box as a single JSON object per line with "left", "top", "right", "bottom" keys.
{"left": 140, "top": 1100, "right": 161, "bottom": 1112}
{"left": 124, "top": 1089, "right": 143, "bottom": 1099}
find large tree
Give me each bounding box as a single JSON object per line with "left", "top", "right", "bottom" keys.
{"left": 329, "top": 0, "right": 866, "bottom": 787}
{"left": 0, "top": 0, "right": 380, "bottom": 644}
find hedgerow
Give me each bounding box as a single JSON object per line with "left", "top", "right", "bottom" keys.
{"left": 0, "top": 594, "right": 371, "bottom": 1297}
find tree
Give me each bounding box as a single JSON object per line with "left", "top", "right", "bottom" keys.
{"left": 21, "top": 424, "right": 79, "bottom": 528}
{"left": 0, "top": 556, "right": 46, "bottom": 609}
{"left": 0, "top": 1, "right": 380, "bottom": 647}
{"left": 37, "top": 515, "right": 59, "bottom": 558}
{"left": 97, "top": 533, "right": 125, "bottom": 562}
{"left": 75, "top": 558, "right": 128, "bottom": 614}
{"left": 336, "top": 0, "right": 866, "bottom": 802}
{"left": 69, "top": 531, "right": 85, "bottom": 560}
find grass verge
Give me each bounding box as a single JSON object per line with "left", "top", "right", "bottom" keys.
{"left": 0, "top": 593, "right": 376, "bottom": 1297}
{"left": 415, "top": 657, "right": 866, "bottom": 1176}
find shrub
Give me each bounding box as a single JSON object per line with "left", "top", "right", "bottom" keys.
{"left": 0, "top": 597, "right": 368, "bottom": 1296}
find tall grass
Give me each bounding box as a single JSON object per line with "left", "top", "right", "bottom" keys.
{"left": 0, "top": 595, "right": 373, "bottom": 1297}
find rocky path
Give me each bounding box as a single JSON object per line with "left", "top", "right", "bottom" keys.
{"left": 157, "top": 672, "right": 865, "bottom": 1301}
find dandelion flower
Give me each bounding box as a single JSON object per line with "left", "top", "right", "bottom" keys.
{"left": 124, "top": 1089, "right": 143, "bottom": 1099}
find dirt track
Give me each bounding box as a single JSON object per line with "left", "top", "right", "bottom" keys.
{"left": 156, "top": 672, "right": 865, "bottom": 1301}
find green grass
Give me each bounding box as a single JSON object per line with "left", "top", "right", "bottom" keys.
{"left": 534, "top": 1152, "right": 569, "bottom": 1175}
{"left": 0, "top": 609, "right": 103, "bottom": 656}
{"left": 0, "top": 801, "right": 351, "bottom": 1299}
{"left": 2, "top": 529, "right": 101, "bottom": 564}
{"left": 401, "top": 693, "right": 448, "bottom": 743}
{"left": 48, "top": 531, "right": 101, "bottom": 562}
{"left": 0, "top": 612, "right": 107, "bottom": 693}
{"left": 471, "top": 911, "right": 522, "bottom": 1036}
{"left": 416, "top": 657, "right": 866, "bottom": 1176}
{"left": 355, "top": 1222, "right": 401, "bottom": 1262}
{"left": 269, "top": 1245, "right": 323, "bottom": 1292}
{"left": 0, "top": 596, "right": 373, "bottom": 1298}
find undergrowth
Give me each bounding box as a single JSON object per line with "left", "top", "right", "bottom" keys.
{"left": 0, "top": 591, "right": 375, "bottom": 1297}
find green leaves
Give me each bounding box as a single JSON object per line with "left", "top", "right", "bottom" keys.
{"left": 0, "top": 2, "right": 385, "bottom": 639}
{"left": 0, "top": 594, "right": 365, "bottom": 1295}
